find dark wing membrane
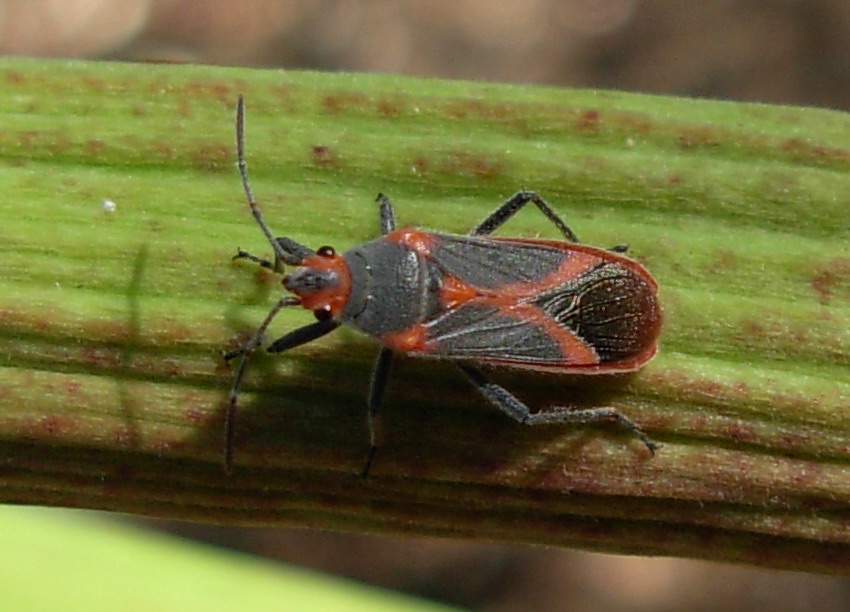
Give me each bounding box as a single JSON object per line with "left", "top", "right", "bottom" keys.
{"left": 534, "top": 262, "right": 661, "bottom": 362}
{"left": 429, "top": 234, "right": 567, "bottom": 289}
{"left": 422, "top": 303, "right": 569, "bottom": 363}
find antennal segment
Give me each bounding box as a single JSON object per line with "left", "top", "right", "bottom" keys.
{"left": 235, "top": 95, "right": 290, "bottom": 264}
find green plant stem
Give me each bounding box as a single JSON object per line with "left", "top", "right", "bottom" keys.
{"left": 0, "top": 58, "right": 849, "bottom": 574}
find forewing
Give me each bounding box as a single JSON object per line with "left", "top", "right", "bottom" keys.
{"left": 413, "top": 234, "right": 658, "bottom": 371}
{"left": 429, "top": 234, "right": 567, "bottom": 289}
{"left": 421, "top": 302, "right": 594, "bottom": 366}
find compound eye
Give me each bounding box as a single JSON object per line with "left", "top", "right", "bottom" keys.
{"left": 313, "top": 305, "right": 333, "bottom": 321}
{"left": 317, "top": 246, "right": 336, "bottom": 258}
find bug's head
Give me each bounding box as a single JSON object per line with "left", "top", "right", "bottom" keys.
{"left": 283, "top": 245, "right": 352, "bottom": 320}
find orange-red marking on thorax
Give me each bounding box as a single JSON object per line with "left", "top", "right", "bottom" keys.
{"left": 382, "top": 324, "right": 431, "bottom": 353}
{"left": 385, "top": 228, "right": 437, "bottom": 255}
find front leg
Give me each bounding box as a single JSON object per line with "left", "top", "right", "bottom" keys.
{"left": 233, "top": 237, "right": 317, "bottom": 273}
{"left": 232, "top": 248, "right": 275, "bottom": 271}
{"left": 224, "top": 306, "right": 339, "bottom": 474}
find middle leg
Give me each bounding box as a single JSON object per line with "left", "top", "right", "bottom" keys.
{"left": 360, "top": 193, "right": 398, "bottom": 477}
{"left": 470, "top": 191, "right": 580, "bottom": 241}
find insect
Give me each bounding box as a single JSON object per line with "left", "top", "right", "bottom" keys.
{"left": 224, "top": 96, "right": 662, "bottom": 476}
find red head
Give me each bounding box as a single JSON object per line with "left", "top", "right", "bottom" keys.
{"left": 283, "top": 246, "right": 352, "bottom": 320}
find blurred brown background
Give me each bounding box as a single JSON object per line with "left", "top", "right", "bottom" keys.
{"left": 2, "top": 0, "right": 849, "bottom": 110}
{"left": 3, "top": 1, "right": 849, "bottom": 610}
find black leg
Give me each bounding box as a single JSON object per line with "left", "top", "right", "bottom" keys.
{"left": 360, "top": 195, "right": 398, "bottom": 477}
{"left": 224, "top": 304, "right": 340, "bottom": 475}
{"left": 232, "top": 248, "right": 275, "bottom": 270}
{"left": 362, "top": 347, "right": 394, "bottom": 477}
{"left": 376, "top": 193, "right": 397, "bottom": 235}
{"left": 224, "top": 295, "right": 300, "bottom": 473}
{"left": 267, "top": 318, "right": 341, "bottom": 353}
{"left": 455, "top": 363, "right": 659, "bottom": 454}
{"left": 470, "top": 191, "right": 580, "bottom": 242}
{"left": 233, "top": 237, "right": 316, "bottom": 274}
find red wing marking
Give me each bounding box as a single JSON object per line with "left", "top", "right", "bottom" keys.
{"left": 501, "top": 303, "right": 599, "bottom": 364}
{"left": 496, "top": 237, "right": 659, "bottom": 292}
{"left": 491, "top": 249, "right": 600, "bottom": 304}
{"left": 440, "top": 274, "right": 479, "bottom": 309}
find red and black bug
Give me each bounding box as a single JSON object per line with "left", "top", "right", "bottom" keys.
{"left": 224, "top": 96, "right": 662, "bottom": 475}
